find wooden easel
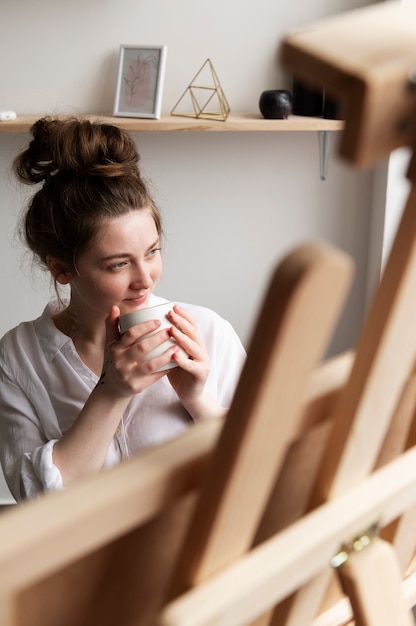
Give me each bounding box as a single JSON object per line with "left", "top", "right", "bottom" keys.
{"left": 1, "top": 2, "right": 416, "bottom": 625}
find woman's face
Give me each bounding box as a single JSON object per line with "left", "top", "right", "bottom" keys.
{"left": 69, "top": 209, "right": 163, "bottom": 318}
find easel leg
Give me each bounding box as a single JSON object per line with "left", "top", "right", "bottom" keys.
{"left": 336, "top": 539, "right": 414, "bottom": 626}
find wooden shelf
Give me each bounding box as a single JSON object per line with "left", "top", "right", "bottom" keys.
{"left": 0, "top": 112, "right": 343, "bottom": 180}
{"left": 0, "top": 112, "right": 344, "bottom": 133}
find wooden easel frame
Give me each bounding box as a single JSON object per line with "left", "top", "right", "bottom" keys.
{"left": 2, "top": 3, "right": 416, "bottom": 626}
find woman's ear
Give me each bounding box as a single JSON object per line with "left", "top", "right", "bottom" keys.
{"left": 46, "top": 256, "right": 73, "bottom": 285}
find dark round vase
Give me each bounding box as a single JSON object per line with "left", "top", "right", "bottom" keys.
{"left": 259, "top": 89, "right": 293, "bottom": 119}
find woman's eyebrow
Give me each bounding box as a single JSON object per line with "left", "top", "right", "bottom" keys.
{"left": 146, "top": 238, "right": 161, "bottom": 251}
{"left": 99, "top": 253, "right": 130, "bottom": 262}
{"left": 99, "top": 239, "right": 160, "bottom": 262}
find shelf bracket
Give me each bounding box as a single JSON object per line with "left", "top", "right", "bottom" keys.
{"left": 318, "top": 130, "right": 331, "bottom": 181}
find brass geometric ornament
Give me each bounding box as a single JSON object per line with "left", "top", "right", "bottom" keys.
{"left": 170, "top": 58, "right": 230, "bottom": 121}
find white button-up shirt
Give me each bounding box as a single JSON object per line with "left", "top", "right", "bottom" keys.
{"left": 0, "top": 295, "right": 246, "bottom": 500}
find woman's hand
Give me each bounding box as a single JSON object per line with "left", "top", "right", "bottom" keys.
{"left": 100, "top": 306, "right": 174, "bottom": 397}
{"left": 53, "top": 304, "right": 175, "bottom": 486}
{"left": 167, "top": 305, "right": 226, "bottom": 421}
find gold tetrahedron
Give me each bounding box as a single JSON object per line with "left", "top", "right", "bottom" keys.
{"left": 171, "top": 58, "right": 230, "bottom": 121}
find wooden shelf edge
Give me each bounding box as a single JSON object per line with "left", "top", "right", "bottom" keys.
{"left": 0, "top": 113, "right": 344, "bottom": 134}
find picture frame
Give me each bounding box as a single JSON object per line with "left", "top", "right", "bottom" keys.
{"left": 113, "top": 45, "right": 167, "bottom": 119}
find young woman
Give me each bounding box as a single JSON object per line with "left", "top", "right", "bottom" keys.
{"left": 0, "top": 117, "right": 246, "bottom": 501}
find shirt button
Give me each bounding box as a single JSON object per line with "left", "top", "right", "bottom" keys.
{"left": 116, "top": 427, "right": 122, "bottom": 437}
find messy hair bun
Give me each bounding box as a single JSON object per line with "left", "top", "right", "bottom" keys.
{"left": 13, "top": 116, "right": 161, "bottom": 272}
{"left": 14, "top": 117, "right": 140, "bottom": 183}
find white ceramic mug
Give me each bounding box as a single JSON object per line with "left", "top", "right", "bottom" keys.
{"left": 118, "top": 302, "right": 180, "bottom": 371}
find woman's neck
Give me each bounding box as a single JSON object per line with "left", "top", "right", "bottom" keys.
{"left": 52, "top": 307, "right": 106, "bottom": 376}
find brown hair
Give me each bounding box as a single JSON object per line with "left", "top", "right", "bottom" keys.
{"left": 13, "top": 116, "right": 162, "bottom": 272}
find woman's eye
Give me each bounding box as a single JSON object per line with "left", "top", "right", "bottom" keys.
{"left": 109, "top": 261, "right": 127, "bottom": 270}
{"left": 148, "top": 247, "right": 161, "bottom": 257}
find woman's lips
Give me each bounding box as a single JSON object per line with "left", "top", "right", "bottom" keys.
{"left": 124, "top": 294, "right": 149, "bottom": 309}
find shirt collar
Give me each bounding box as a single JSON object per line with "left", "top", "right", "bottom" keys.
{"left": 34, "top": 302, "right": 73, "bottom": 361}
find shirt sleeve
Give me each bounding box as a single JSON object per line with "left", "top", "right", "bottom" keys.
{"left": 193, "top": 307, "right": 246, "bottom": 409}
{"left": 21, "top": 440, "right": 63, "bottom": 499}
{"left": 0, "top": 371, "right": 64, "bottom": 501}
{"left": 213, "top": 318, "right": 246, "bottom": 407}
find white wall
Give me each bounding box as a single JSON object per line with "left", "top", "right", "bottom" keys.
{"left": 0, "top": 0, "right": 379, "bottom": 501}
{"left": 366, "top": 149, "right": 411, "bottom": 308}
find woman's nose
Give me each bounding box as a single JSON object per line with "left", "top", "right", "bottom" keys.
{"left": 130, "top": 266, "right": 152, "bottom": 289}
